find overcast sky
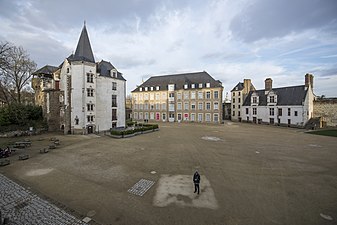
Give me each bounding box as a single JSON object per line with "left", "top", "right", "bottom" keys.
{"left": 1, "top": 0, "right": 337, "bottom": 97}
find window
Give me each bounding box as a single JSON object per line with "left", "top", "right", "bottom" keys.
{"left": 184, "top": 102, "right": 189, "bottom": 110}
{"left": 270, "top": 96, "right": 275, "bottom": 103}
{"left": 270, "top": 108, "right": 274, "bottom": 116}
{"left": 206, "top": 102, "right": 211, "bottom": 110}
{"left": 150, "top": 93, "right": 154, "bottom": 100}
{"left": 205, "top": 113, "right": 211, "bottom": 122}
{"left": 206, "top": 83, "right": 210, "bottom": 88}
{"left": 294, "top": 111, "right": 298, "bottom": 116}
{"left": 191, "top": 103, "right": 196, "bottom": 110}
{"left": 134, "top": 112, "right": 138, "bottom": 120}
{"left": 145, "top": 103, "right": 149, "bottom": 110}
{"left": 206, "top": 91, "right": 211, "bottom": 99}
{"left": 112, "top": 71, "right": 117, "bottom": 78}
{"left": 168, "top": 84, "right": 175, "bottom": 91}
{"left": 238, "top": 98, "right": 241, "bottom": 103}
{"left": 75, "top": 116, "right": 79, "bottom": 125}
{"left": 177, "top": 113, "right": 182, "bottom": 121}
{"left": 162, "top": 103, "right": 166, "bottom": 110}
{"left": 67, "top": 68, "right": 70, "bottom": 73}
{"left": 144, "top": 112, "right": 149, "bottom": 119}
{"left": 145, "top": 87, "right": 148, "bottom": 91}
{"left": 198, "top": 91, "right": 203, "bottom": 99}
{"left": 246, "top": 108, "right": 249, "bottom": 114}
{"left": 177, "top": 102, "right": 182, "bottom": 110}
{"left": 87, "top": 104, "right": 94, "bottom": 111}
{"left": 87, "top": 88, "right": 94, "bottom": 97}
{"left": 156, "top": 103, "right": 160, "bottom": 110}
{"left": 139, "top": 112, "right": 143, "bottom": 119}
{"left": 214, "top": 91, "right": 219, "bottom": 99}
{"left": 144, "top": 94, "right": 149, "bottom": 100}
{"left": 162, "top": 113, "right": 166, "bottom": 120}
{"left": 270, "top": 118, "right": 274, "bottom": 124}
{"left": 139, "top": 94, "right": 143, "bottom": 100}
{"left": 169, "top": 103, "right": 174, "bottom": 111}
{"left": 233, "top": 92, "right": 235, "bottom": 96}
{"left": 150, "top": 104, "right": 154, "bottom": 110}
{"left": 150, "top": 87, "right": 154, "bottom": 91}
{"left": 184, "top": 84, "right": 188, "bottom": 89}
{"left": 253, "top": 97, "right": 257, "bottom": 104}
{"left": 288, "top": 108, "right": 291, "bottom": 116}
{"left": 288, "top": 119, "right": 291, "bottom": 125}
{"left": 238, "top": 92, "right": 241, "bottom": 96}
{"left": 198, "top": 102, "right": 203, "bottom": 110}
{"left": 87, "top": 73, "right": 94, "bottom": 83}
{"left": 184, "top": 92, "right": 189, "bottom": 99}
{"left": 278, "top": 108, "right": 282, "bottom": 116}
{"left": 191, "top": 84, "right": 195, "bottom": 88}
{"left": 87, "top": 115, "right": 94, "bottom": 122}
{"left": 169, "top": 93, "right": 174, "bottom": 98}
{"left": 214, "top": 102, "right": 219, "bottom": 110}
{"left": 112, "top": 82, "right": 117, "bottom": 90}
{"left": 199, "top": 83, "right": 203, "bottom": 88}
{"left": 233, "top": 111, "right": 235, "bottom": 116}
{"left": 112, "top": 95, "right": 117, "bottom": 107}
{"left": 177, "top": 93, "right": 182, "bottom": 100}
{"left": 238, "top": 111, "right": 241, "bottom": 116}
{"left": 191, "top": 91, "right": 196, "bottom": 99}
{"left": 191, "top": 113, "right": 196, "bottom": 121}
{"left": 198, "top": 113, "right": 203, "bottom": 122}
{"left": 140, "top": 104, "right": 143, "bottom": 110}
{"left": 156, "top": 86, "right": 160, "bottom": 91}
{"left": 233, "top": 98, "right": 235, "bottom": 103}
{"left": 214, "top": 113, "right": 219, "bottom": 122}
{"left": 233, "top": 105, "right": 235, "bottom": 109}
{"left": 156, "top": 93, "right": 160, "bottom": 100}
{"left": 253, "top": 108, "right": 257, "bottom": 115}
{"left": 139, "top": 87, "right": 142, "bottom": 91}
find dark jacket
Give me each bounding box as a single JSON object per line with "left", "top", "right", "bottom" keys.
{"left": 193, "top": 172, "right": 200, "bottom": 184}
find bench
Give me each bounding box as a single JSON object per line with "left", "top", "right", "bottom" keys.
{"left": 39, "top": 148, "right": 49, "bottom": 154}
{"left": 0, "top": 159, "right": 10, "bottom": 166}
{"left": 19, "top": 154, "right": 30, "bottom": 160}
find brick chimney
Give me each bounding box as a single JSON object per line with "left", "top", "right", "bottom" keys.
{"left": 305, "top": 73, "right": 314, "bottom": 89}
{"left": 265, "top": 78, "right": 272, "bottom": 91}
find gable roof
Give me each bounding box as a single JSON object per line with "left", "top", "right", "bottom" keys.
{"left": 231, "top": 82, "right": 244, "bottom": 92}
{"left": 33, "top": 65, "right": 58, "bottom": 77}
{"left": 97, "top": 60, "right": 126, "bottom": 81}
{"left": 68, "top": 24, "right": 95, "bottom": 63}
{"left": 243, "top": 85, "right": 308, "bottom": 106}
{"left": 132, "top": 71, "right": 222, "bottom": 92}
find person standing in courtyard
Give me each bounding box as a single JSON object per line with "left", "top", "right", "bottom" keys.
{"left": 193, "top": 171, "right": 201, "bottom": 194}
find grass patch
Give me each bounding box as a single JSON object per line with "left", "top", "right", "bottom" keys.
{"left": 307, "top": 130, "right": 337, "bottom": 137}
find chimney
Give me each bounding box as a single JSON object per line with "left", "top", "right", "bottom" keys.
{"left": 265, "top": 78, "right": 272, "bottom": 91}
{"left": 305, "top": 73, "right": 314, "bottom": 89}
{"left": 243, "top": 79, "right": 251, "bottom": 94}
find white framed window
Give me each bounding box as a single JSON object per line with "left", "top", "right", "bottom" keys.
{"left": 150, "top": 93, "right": 154, "bottom": 100}
{"left": 87, "top": 115, "right": 94, "bottom": 122}
{"left": 134, "top": 112, "right": 138, "bottom": 120}
{"left": 198, "top": 102, "right": 203, "bottom": 110}
{"left": 177, "top": 93, "right": 182, "bottom": 100}
{"left": 156, "top": 103, "right": 160, "bottom": 110}
{"left": 169, "top": 103, "right": 175, "bottom": 111}
{"left": 206, "top": 91, "right": 211, "bottom": 99}
{"left": 198, "top": 113, "right": 203, "bottom": 122}
{"left": 199, "top": 83, "right": 203, "bottom": 88}
{"left": 150, "top": 112, "right": 154, "bottom": 120}
{"left": 205, "top": 113, "right": 211, "bottom": 122}
{"left": 139, "top": 87, "right": 142, "bottom": 91}
{"left": 184, "top": 84, "right": 188, "bottom": 89}
{"left": 139, "top": 112, "right": 143, "bottom": 119}
{"left": 162, "top": 113, "right": 166, "bottom": 120}
{"left": 198, "top": 91, "right": 203, "bottom": 99}
{"left": 191, "top": 84, "right": 195, "bottom": 88}
{"left": 87, "top": 88, "right": 94, "bottom": 97}
{"left": 253, "top": 108, "right": 257, "bottom": 115}
{"left": 184, "top": 102, "right": 189, "bottom": 110}
{"left": 162, "top": 103, "right": 166, "bottom": 110}
{"left": 156, "top": 86, "right": 160, "bottom": 91}
{"left": 145, "top": 103, "right": 149, "bottom": 110}
{"left": 87, "top": 73, "right": 94, "bottom": 83}
{"left": 184, "top": 92, "right": 189, "bottom": 99}
{"left": 144, "top": 112, "right": 149, "bottom": 119}
{"left": 206, "top": 102, "right": 211, "bottom": 110}
{"left": 191, "top": 91, "right": 196, "bottom": 99}
{"left": 156, "top": 93, "right": 160, "bottom": 100}
{"left": 150, "top": 87, "right": 154, "bottom": 91}
{"left": 214, "top": 113, "right": 219, "bottom": 122}
{"left": 214, "top": 102, "right": 219, "bottom": 110}
{"left": 206, "top": 83, "right": 210, "bottom": 88}
{"left": 168, "top": 84, "right": 175, "bottom": 91}
{"left": 191, "top": 103, "right": 196, "bottom": 110}
{"left": 177, "top": 102, "right": 182, "bottom": 110}
{"left": 214, "top": 91, "right": 219, "bottom": 99}
{"left": 140, "top": 104, "right": 143, "bottom": 110}
{"left": 191, "top": 113, "right": 196, "bottom": 121}
{"left": 270, "top": 108, "right": 274, "bottom": 116}
{"left": 144, "top": 93, "right": 149, "bottom": 100}
{"left": 112, "top": 82, "right": 117, "bottom": 90}
{"left": 139, "top": 94, "right": 143, "bottom": 100}
{"left": 145, "top": 87, "right": 148, "bottom": 91}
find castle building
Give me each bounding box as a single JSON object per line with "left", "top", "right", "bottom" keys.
{"left": 230, "top": 79, "right": 255, "bottom": 122}
{"left": 241, "top": 74, "right": 315, "bottom": 127}
{"left": 33, "top": 24, "right": 126, "bottom": 134}
{"left": 131, "top": 71, "right": 223, "bottom": 123}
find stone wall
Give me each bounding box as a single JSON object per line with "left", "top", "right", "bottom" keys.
{"left": 313, "top": 99, "right": 337, "bottom": 127}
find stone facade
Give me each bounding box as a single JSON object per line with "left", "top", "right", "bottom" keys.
{"left": 313, "top": 98, "right": 337, "bottom": 127}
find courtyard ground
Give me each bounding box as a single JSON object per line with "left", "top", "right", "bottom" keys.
{"left": 1, "top": 122, "right": 336, "bottom": 225}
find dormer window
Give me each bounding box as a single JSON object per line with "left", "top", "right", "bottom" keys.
{"left": 111, "top": 70, "right": 117, "bottom": 78}
{"left": 168, "top": 84, "right": 175, "bottom": 91}
{"left": 270, "top": 96, "right": 275, "bottom": 103}
{"left": 156, "top": 86, "right": 160, "bottom": 91}
{"left": 150, "top": 87, "right": 154, "bottom": 91}
{"left": 145, "top": 87, "right": 148, "bottom": 91}
{"left": 184, "top": 84, "right": 188, "bottom": 89}
{"left": 139, "top": 87, "right": 142, "bottom": 91}
{"left": 191, "top": 84, "right": 195, "bottom": 88}
{"left": 199, "top": 83, "right": 203, "bottom": 88}
{"left": 206, "top": 83, "right": 210, "bottom": 88}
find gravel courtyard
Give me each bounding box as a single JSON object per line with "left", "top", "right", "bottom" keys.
{"left": 1, "top": 122, "right": 336, "bottom": 225}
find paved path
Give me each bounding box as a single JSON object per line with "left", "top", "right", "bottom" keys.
{"left": 0, "top": 174, "right": 88, "bottom": 225}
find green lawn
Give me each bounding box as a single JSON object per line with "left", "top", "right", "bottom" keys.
{"left": 307, "top": 129, "right": 337, "bottom": 137}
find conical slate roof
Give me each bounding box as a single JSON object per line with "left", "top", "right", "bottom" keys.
{"left": 69, "top": 24, "right": 95, "bottom": 63}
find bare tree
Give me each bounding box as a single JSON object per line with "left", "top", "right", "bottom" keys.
{"left": 0, "top": 41, "right": 36, "bottom": 104}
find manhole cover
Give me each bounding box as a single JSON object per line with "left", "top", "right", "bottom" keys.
{"left": 128, "top": 179, "right": 155, "bottom": 196}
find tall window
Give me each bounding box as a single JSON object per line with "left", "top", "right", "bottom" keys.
{"left": 191, "top": 91, "right": 196, "bottom": 99}
{"left": 206, "top": 91, "right": 211, "bottom": 99}
{"left": 246, "top": 108, "right": 249, "bottom": 114}
{"left": 214, "top": 113, "right": 219, "bottom": 122}
{"left": 198, "top": 91, "right": 203, "bottom": 99}
{"left": 87, "top": 88, "right": 94, "bottom": 97}
{"left": 198, "top": 102, "right": 203, "bottom": 110}
{"left": 288, "top": 108, "right": 291, "bottom": 116}
{"left": 112, "top": 109, "right": 117, "bottom": 120}
{"left": 112, "top": 82, "right": 117, "bottom": 90}
{"left": 177, "top": 102, "right": 182, "bottom": 110}
{"left": 253, "top": 97, "right": 257, "bottom": 104}
{"left": 205, "top": 113, "right": 211, "bottom": 122}
{"left": 198, "top": 113, "right": 203, "bottom": 122}
{"left": 270, "top": 96, "right": 275, "bottom": 103}
{"left": 278, "top": 108, "right": 282, "bottom": 116}
{"left": 214, "top": 102, "right": 219, "bottom": 110}
{"left": 87, "top": 73, "right": 94, "bottom": 83}
{"left": 191, "top": 103, "right": 196, "bottom": 110}
{"left": 253, "top": 108, "right": 257, "bottom": 115}
{"left": 112, "top": 95, "right": 117, "bottom": 107}
{"left": 87, "top": 104, "right": 94, "bottom": 111}
{"left": 177, "top": 93, "right": 182, "bottom": 100}
{"left": 214, "top": 91, "right": 219, "bottom": 99}
{"left": 269, "top": 108, "right": 274, "bottom": 116}
{"left": 294, "top": 111, "right": 298, "bottom": 116}
{"left": 206, "top": 102, "right": 211, "bottom": 110}
{"left": 184, "top": 102, "right": 189, "bottom": 110}
{"left": 87, "top": 115, "right": 94, "bottom": 122}
{"left": 162, "top": 103, "right": 166, "bottom": 110}
{"left": 184, "top": 92, "right": 189, "bottom": 99}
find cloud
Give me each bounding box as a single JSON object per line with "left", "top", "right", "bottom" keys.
{"left": 230, "top": 0, "right": 337, "bottom": 42}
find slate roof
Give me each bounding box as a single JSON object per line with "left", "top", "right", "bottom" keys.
{"left": 243, "top": 85, "right": 308, "bottom": 106}
{"left": 97, "top": 60, "right": 126, "bottom": 81}
{"left": 231, "top": 82, "right": 244, "bottom": 91}
{"left": 132, "top": 71, "right": 222, "bottom": 92}
{"left": 33, "top": 65, "right": 58, "bottom": 77}
{"left": 68, "top": 24, "right": 95, "bottom": 63}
